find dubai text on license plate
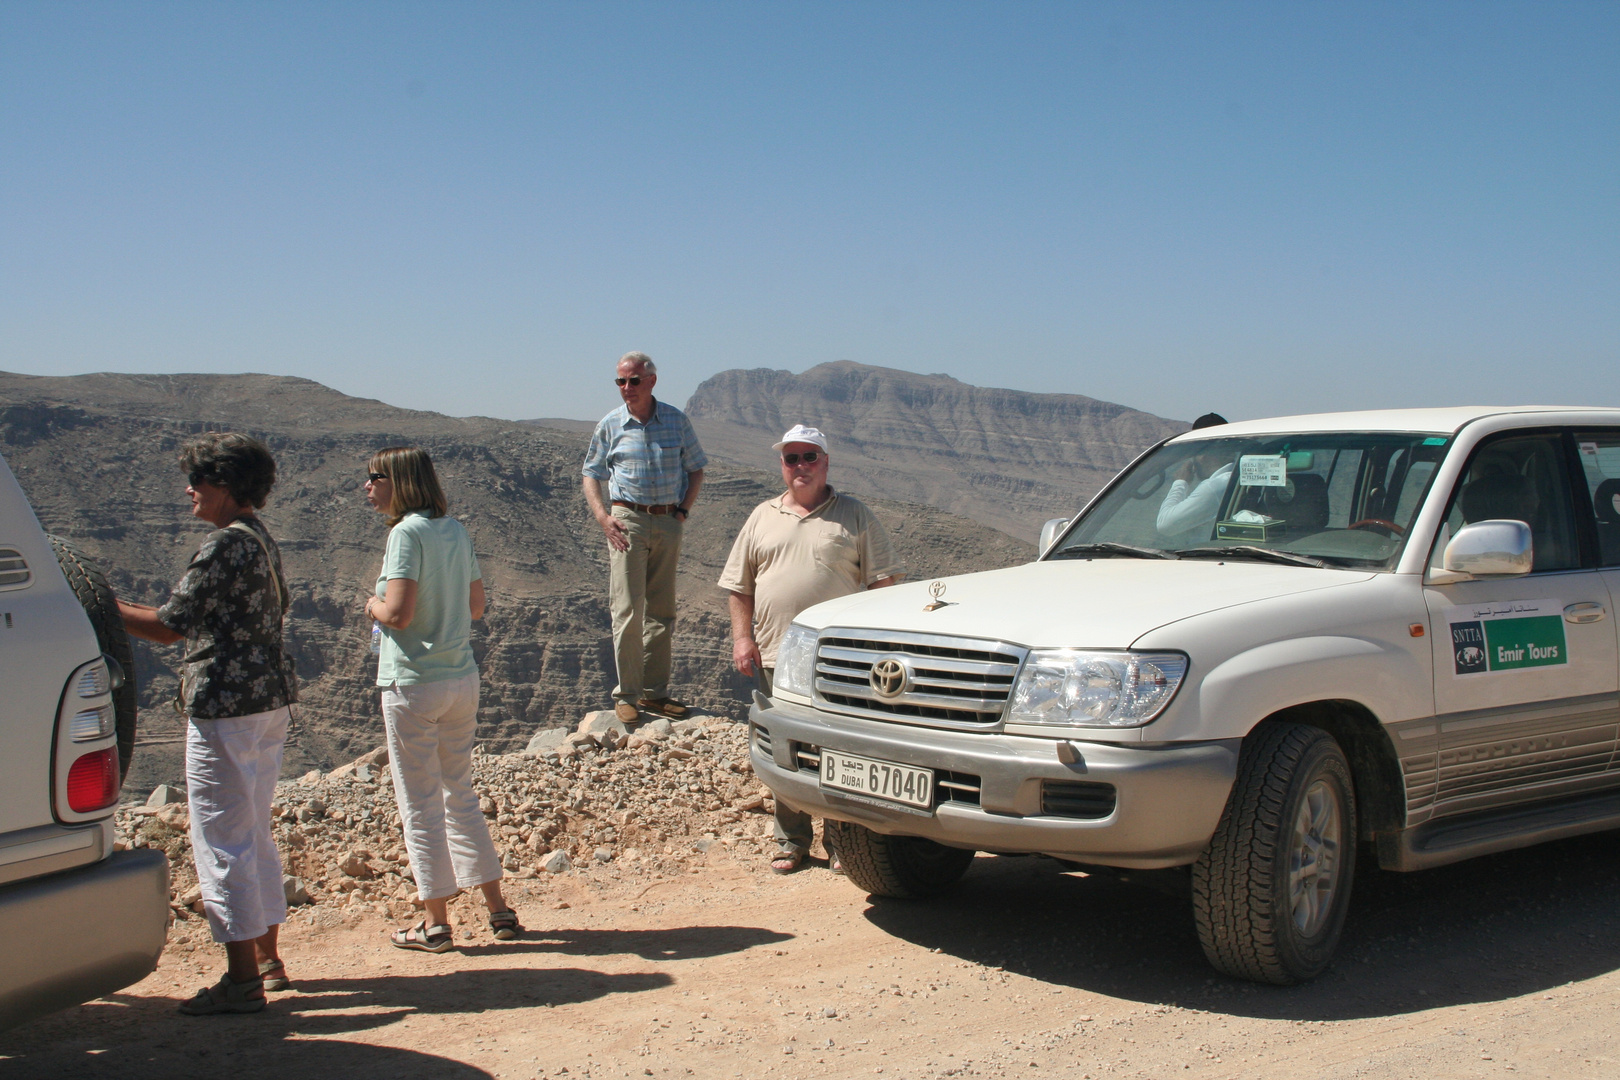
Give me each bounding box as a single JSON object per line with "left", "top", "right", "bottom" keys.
{"left": 819, "top": 749, "right": 934, "bottom": 810}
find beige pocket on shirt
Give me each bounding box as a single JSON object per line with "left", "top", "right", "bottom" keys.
{"left": 812, "top": 524, "right": 858, "bottom": 575}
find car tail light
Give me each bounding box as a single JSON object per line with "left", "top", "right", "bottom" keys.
{"left": 66, "top": 747, "right": 120, "bottom": 813}
{"left": 55, "top": 657, "right": 122, "bottom": 823}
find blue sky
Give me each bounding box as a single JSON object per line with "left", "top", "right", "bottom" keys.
{"left": 2, "top": 2, "right": 1615, "bottom": 424}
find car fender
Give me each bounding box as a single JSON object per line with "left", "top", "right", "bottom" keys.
{"left": 1181, "top": 633, "right": 1429, "bottom": 741}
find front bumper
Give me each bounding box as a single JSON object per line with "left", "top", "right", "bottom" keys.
{"left": 750, "top": 695, "right": 1239, "bottom": 869}
{"left": 0, "top": 848, "right": 170, "bottom": 1031}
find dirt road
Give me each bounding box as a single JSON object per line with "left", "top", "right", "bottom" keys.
{"left": 6, "top": 830, "right": 1620, "bottom": 1079}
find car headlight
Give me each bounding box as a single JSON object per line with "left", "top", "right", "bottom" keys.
{"left": 1008, "top": 650, "right": 1188, "bottom": 727}
{"left": 772, "top": 623, "right": 819, "bottom": 698}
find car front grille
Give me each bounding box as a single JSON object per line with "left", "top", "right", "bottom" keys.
{"left": 814, "top": 629, "right": 1026, "bottom": 728}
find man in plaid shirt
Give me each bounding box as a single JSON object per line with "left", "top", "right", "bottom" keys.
{"left": 582, "top": 352, "right": 708, "bottom": 723}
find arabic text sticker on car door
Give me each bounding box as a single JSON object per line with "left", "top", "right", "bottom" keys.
{"left": 1443, "top": 599, "right": 1568, "bottom": 676}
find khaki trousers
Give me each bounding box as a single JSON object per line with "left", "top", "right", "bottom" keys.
{"left": 609, "top": 505, "right": 683, "bottom": 702}
{"left": 758, "top": 667, "right": 815, "bottom": 852}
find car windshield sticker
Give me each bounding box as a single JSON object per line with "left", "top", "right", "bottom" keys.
{"left": 1423, "top": 436, "right": 1448, "bottom": 446}
{"left": 1445, "top": 600, "right": 1567, "bottom": 676}
{"left": 1239, "top": 455, "right": 1288, "bottom": 487}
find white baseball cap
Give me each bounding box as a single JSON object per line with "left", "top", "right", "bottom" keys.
{"left": 772, "top": 424, "right": 830, "bottom": 453}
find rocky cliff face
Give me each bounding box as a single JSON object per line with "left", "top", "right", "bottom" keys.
{"left": 0, "top": 372, "right": 1030, "bottom": 797}
{"left": 683, "top": 361, "right": 1187, "bottom": 541}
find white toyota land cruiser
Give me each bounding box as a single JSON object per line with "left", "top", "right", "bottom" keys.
{"left": 751, "top": 407, "right": 1620, "bottom": 983}
{"left": 0, "top": 450, "right": 168, "bottom": 1029}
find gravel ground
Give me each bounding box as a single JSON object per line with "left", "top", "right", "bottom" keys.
{"left": 6, "top": 715, "right": 1620, "bottom": 1079}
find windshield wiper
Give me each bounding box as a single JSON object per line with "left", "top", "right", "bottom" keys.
{"left": 1052, "top": 542, "right": 1179, "bottom": 560}
{"left": 1173, "top": 546, "right": 1328, "bottom": 569}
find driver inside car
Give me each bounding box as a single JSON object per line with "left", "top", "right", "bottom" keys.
{"left": 1157, "top": 448, "right": 1234, "bottom": 544}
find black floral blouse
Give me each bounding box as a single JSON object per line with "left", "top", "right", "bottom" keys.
{"left": 157, "top": 515, "right": 298, "bottom": 720}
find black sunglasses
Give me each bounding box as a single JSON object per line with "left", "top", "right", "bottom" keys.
{"left": 367, "top": 472, "right": 389, "bottom": 483}
{"left": 187, "top": 471, "right": 217, "bottom": 488}
{"left": 781, "top": 451, "right": 821, "bottom": 465}
{"left": 614, "top": 376, "right": 644, "bottom": 387}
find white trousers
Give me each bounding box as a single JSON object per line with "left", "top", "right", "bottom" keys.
{"left": 382, "top": 673, "right": 503, "bottom": 902}
{"left": 186, "top": 706, "right": 290, "bottom": 944}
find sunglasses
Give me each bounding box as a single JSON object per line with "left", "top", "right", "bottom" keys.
{"left": 187, "top": 471, "right": 217, "bottom": 488}
{"left": 781, "top": 451, "right": 822, "bottom": 465}
{"left": 366, "top": 472, "right": 389, "bottom": 483}
{"left": 614, "top": 376, "right": 644, "bottom": 387}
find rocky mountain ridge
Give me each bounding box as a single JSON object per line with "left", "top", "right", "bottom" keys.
{"left": 682, "top": 361, "right": 1188, "bottom": 541}
{"left": 0, "top": 370, "right": 1030, "bottom": 797}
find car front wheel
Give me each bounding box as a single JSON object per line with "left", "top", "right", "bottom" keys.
{"left": 1192, "top": 722, "right": 1357, "bottom": 984}
{"left": 825, "top": 820, "right": 975, "bottom": 899}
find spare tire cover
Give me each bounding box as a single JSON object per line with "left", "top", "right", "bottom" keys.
{"left": 49, "top": 536, "right": 139, "bottom": 779}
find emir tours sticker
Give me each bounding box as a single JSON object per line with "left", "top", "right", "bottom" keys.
{"left": 1445, "top": 599, "right": 1568, "bottom": 676}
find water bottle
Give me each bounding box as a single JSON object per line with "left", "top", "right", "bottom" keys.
{"left": 370, "top": 621, "right": 382, "bottom": 655}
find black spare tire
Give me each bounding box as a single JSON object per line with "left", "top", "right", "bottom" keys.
{"left": 50, "top": 536, "right": 138, "bottom": 779}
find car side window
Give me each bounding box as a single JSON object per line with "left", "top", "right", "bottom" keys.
{"left": 1575, "top": 431, "right": 1620, "bottom": 567}
{"left": 1436, "top": 433, "right": 1580, "bottom": 573}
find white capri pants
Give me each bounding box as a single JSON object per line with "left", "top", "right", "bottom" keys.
{"left": 382, "top": 672, "right": 503, "bottom": 902}
{"left": 186, "top": 706, "right": 291, "bottom": 944}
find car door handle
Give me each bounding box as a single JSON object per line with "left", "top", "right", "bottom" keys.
{"left": 1565, "top": 602, "right": 1607, "bottom": 624}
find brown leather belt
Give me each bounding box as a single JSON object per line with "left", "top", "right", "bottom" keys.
{"left": 612, "top": 500, "right": 679, "bottom": 515}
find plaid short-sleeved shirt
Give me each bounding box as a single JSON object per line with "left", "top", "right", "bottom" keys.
{"left": 582, "top": 399, "right": 708, "bottom": 506}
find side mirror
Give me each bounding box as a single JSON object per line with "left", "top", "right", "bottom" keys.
{"left": 1038, "top": 517, "right": 1070, "bottom": 556}
{"left": 1441, "top": 519, "right": 1533, "bottom": 579}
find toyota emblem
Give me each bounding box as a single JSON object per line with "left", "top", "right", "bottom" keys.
{"left": 869, "top": 657, "right": 909, "bottom": 699}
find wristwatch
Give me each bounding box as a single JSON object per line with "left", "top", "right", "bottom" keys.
{"left": 674, "top": 507, "right": 689, "bottom": 521}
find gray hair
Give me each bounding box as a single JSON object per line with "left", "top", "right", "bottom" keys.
{"left": 618, "top": 351, "right": 657, "bottom": 375}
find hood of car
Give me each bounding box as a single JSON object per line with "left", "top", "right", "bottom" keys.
{"left": 794, "top": 557, "right": 1377, "bottom": 649}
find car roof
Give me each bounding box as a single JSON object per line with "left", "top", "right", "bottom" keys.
{"left": 1169, "top": 405, "right": 1620, "bottom": 441}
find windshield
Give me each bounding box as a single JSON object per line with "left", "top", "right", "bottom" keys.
{"left": 1051, "top": 431, "right": 1452, "bottom": 571}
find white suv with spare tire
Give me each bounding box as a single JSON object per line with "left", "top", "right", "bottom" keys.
{"left": 0, "top": 450, "right": 168, "bottom": 1029}
{"left": 751, "top": 406, "right": 1620, "bottom": 983}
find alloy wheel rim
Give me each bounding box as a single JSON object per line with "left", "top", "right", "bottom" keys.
{"left": 1287, "top": 778, "right": 1341, "bottom": 936}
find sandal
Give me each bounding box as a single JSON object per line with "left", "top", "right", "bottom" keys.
{"left": 178, "top": 973, "right": 266, "bottom": 1015}
{"left": 488, "top": 909, "right": 522, "bottom": 940}
{"left": 390, "top": 920, "right": 454, "bottom": 953}
{"left": 257, "top": 959, "right": 292, "bottom": 992}
{"left": 771, "top": 848, "right": 806, "bottom": 875}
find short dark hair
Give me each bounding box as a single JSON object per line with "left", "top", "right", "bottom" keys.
{"left": 367, "top": 446, "right": 448, "bottom": 527}
{"left": 179, "top": 432, "right": 277, "bottom": 508}
{"left": 1191, "top": 412, "right": 1228, "bottom": 430}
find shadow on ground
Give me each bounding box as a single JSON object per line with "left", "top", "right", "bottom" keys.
{"left": 461, "top": 922, "right": 792, "bottom": 960}
{"left": 862, "top": 830, "right": 1620, "bottom": 1020}
{"left": 0, "top": 965, "right": 669, "bottom": 1079}
{"left": 0, "top": 1036, "right": 491, "bottom": 1080}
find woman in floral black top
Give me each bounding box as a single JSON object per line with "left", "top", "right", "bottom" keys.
{"left": 119, "top": 432, "right": 298, "bottom": 1016}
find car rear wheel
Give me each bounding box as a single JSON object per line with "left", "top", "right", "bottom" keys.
{"left": 1192, "top": 722, "right": 1356, "bottom": 984}
{"left": 825, "top": 819, "right": 975, "bottom": 899}
{"left": 50, "top": 536, "right": 138, "bottom": 779}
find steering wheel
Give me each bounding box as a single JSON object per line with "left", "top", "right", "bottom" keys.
{"left": 1348, "top": 518, "right": 1404, "bottom": 537}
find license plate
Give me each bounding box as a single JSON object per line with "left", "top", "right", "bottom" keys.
{"left": 819, "top": 749, "right": 934, "bottom": 810}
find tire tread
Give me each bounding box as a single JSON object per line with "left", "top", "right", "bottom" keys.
{"left": 1192, "top": 722, "right": 1354, "bottom": 984}
{"left": 49, "top": 536, "right": 138, "bottom": 778}
{"left": 826, "top": 820, "right": 974, "bottom": 899}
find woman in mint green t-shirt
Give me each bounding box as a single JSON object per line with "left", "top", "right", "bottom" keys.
{"left": 363, "top": 446, "right": 520, "bottom": 951}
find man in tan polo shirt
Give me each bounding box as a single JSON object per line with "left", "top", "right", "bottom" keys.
{"left": 718, "top": 424, "right": 904, "bottom": 874}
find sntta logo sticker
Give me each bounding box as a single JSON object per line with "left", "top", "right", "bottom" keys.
{"left": 1445, "top": 599, "right": 1568, "bottom": 676}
